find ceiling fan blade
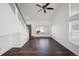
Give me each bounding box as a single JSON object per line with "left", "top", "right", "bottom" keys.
{"left": 36, "top": 4, "right": 42, "bottom": 8}
{"left": 44, "top": 10, "right": 46, "bottom": 13}
{"left": 43, "top": 3, "right": 49, "bottom": 8}
{"left": 46, "top": 7, "right": 54, "bottom": 10}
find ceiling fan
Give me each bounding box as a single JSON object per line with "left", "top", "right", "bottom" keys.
{"left": 36, "top": 3, "right": 54, "bottom": 13}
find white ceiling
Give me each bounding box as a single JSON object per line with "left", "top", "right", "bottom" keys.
{"left": 70, "top": 3, "right": 79, "bottom": 17}
{"left": 17, "top": 3, "right": 59, "bottom": 21}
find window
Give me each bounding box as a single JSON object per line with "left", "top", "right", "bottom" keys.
{"left": 36, "top": 26, "right": 49, "bottom": 34}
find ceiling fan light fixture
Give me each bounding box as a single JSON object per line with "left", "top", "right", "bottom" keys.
{"left": 36, "top": 3, "right": 54, "bottom": 13}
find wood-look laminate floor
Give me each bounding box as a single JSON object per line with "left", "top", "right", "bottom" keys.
{"left": 2, "top": 37, "right": 76, "bottom": 56}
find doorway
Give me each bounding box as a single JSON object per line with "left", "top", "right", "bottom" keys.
{"left": 27, "top": 24, "right": 32, "bottom": 40}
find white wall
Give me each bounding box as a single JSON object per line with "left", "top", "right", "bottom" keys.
{"left": 0, "top": 3, "right": 29, "bottom": 55}
{"left": 0, "top": 34, "right": 13, "bottom": 55}
{"left": 0, "top": 4, "right": 24, "bottom": 36}
{"left": 51, "top": 3, "right": 79, "bottom": 55}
